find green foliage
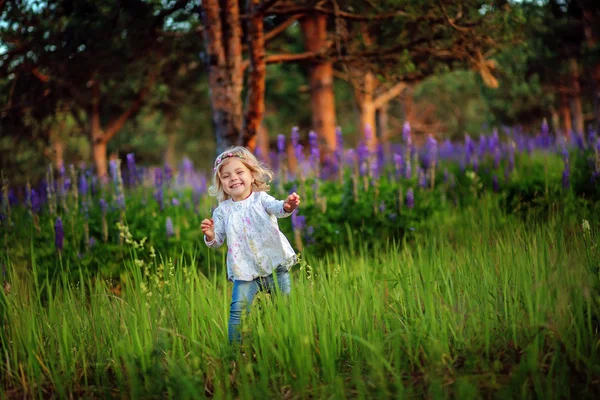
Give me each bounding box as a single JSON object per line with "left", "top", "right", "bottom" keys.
{"left": 2, "top": 194, "right": 600, "bottom": 398}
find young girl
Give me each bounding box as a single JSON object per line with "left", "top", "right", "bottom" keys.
{"left": 201, "top": 146, "right": 300, "bottom": 344}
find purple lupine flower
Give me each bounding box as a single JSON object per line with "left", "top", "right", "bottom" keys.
{"left": 404, "top": 161, "right": 412, "bottom": 179}
{"left": 164, "top": 163, "right": 173, "bottom": 184}
{"left": 310, "top": 147, "right": 320, "bottom": 167}
{"left": 562, "top": 163, "right": 570, "bottom": 189}
{"left": 89, "top": 236, "right": 97, "bottom": 248}
{"left": 465, "top": 134, "right": 475, "bottom": 166}
{"left": 172, "top": 198, "right": 180, "bottom": 207}
{"left": 277, "top": 134, "right": 286, "bottom": 154}
{"left": 291, "top": 213, "right": 306, "bottom": 231}
{"left": 294, "top": 144, "right": 304, "bottom": 163}
{"left": 418, "top": 169, "right": 427, "bottom": 188}
{"left": 379, "top": 201, "right": 386, "bottom": 213}
{"left": 63, "top": 178, "right": 71, "bottom": 194}
{"left": 99, "top": 198, "right": 108, "bottom": 214}
{"left": 425, "top": 134, "right": 438, "bottom": 169}
{"left": 493, "top": 147, "right": 502, "bottom": 169}
{"left": 126, "top": 153, "right": 137, "bottom": 186}
{"left": 369, "top": 159, "right": 380, "bottom": 180}
{"left": 55, "top": 217, "right": 64, "bottom": 251}
{"left": 335, "top": 127, "right": 344, "bottom": 154}
{"left": 345, "top": 149, "right": 357, "bottom": 167}
{"left": 443, "top": 168, "right": 449, "bottom": 183}
{"left": 406, "top": 188, "right": 414, "bottom": 209}
{"left": 154, "top": 187, "right": 165, "bottom": 210}
{"left": 308, "top": 130, "right": 318, "bottom": 152}
{"left": 489, "top": 129, "right": 499, "bottom": 151}
{"left": 109, "top": 160, "right": 119, "bottom": 185}
{"left": 492, "top": 175, "right": 499, "bottom": 192}
{"left": 393, "top": 153, "right": 403, "bottom": 177}
{"left": 155, "top": 168, "right": 163, "bottom": 187}
{"left": 166, "top": 217, "right": 174, "bottom": 238}
{"left": 357, "top": 141, "right": 369, "bottom": 166}
{"left": 402, "top": 122, "right": 412, "bottom": 145}
{"left": 540, "top": 118, "right": 550, "bottom": 137}
{"left": 79, "top": 174, "right": 88, "bottom": 196}
{"left": 31, "top": 189, "right": 40, "bottom": 213}
{"left": 441, "top": 139, "right": 453, "bottom": 159}
{"left": 116, "top": 194, "right": 125, "bottom": 210}
{"left": 478, "top": 135, "right": 487, "bottom": 158}
{"left": 472, "top": 156, "right": 479, "bottom": 171}
{"left": 291, "top": 126, "right": 300, "bottom": 148}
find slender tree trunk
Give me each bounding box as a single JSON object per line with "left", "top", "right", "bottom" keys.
{"left": 90, "top": 83, "right": 108, "bottom": 179}
{"left": 255, "top": 123, "right": 269, "bottom": 162}
{"left": 242, "top": 0, "right": 266, "bottom": 150}
{"left": 201, "top": 0, "right": 244, "bottom": 153}
{"left": 52, "top": 133, "right": 65, "bottom": 172}
{"left": 560, "top": 93, "right": 573, "bottom": 138}
{"left": 301, "top": 14, "right": 336, "bottom": 155}
{"left": 377, "top": 103, "right": 390, "bottom": 161}
{"left": 581, "top": 7, "right": 600, "bottom": 131}
{"left": 165, "top": 131, "right": 177, "bottom": 169}
{"left": 359, "top": 72, "right": 377, "bottom": 150}
{"left": 550, "top": 107, "right": 560, "bottom": 134}
{"left": 569, "top": 59, "right": 584, "bottom": 135}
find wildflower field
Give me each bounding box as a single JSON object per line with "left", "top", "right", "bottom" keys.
{"left": 1, "top": 124, "right": 600, "bottom": 398}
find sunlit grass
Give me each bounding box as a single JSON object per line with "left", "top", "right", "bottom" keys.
{"left": 1, "top": 197, "right": 599, "bottom": 398}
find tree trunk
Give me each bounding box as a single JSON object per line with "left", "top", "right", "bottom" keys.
{"left": 569, "top": 59, "right": 584, "bottom": 135}
{"left": 165, "top": 131, "right": 177, "bottom": 169}
{"left": 301, "top": 14, "right": 336, "bottom": 155}
{"left": 550, "top": 107, "right": 560, "bottom": 134}
{"left": 358, "top": 72, "right": 377, "bottom": 150}
{"left": 377, "top": 103, "right": 390, "bottom": 161}
{"left": 560, "top": 93, "right": 573, "bottom": 138}
{"left": 52, "top": 133, "right": 65, "bottom": 172}
{"left": 90, "top": 83, "right": 108, "bottom": 179}
{"left": 581, "top": 6, "right": 600, "bottom": 131}
{"left": 255, "top": 123, "right": 269, "bottom": 162}
{"left": 242, "top": 0, "right": 266, "bottom": 150}
{"left": 201, "top": 0, "right": 244, "bottom": 154}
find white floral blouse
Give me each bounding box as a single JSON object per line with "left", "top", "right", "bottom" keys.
{"left": 204, "top": 191, "right": 297, "bottom": 281}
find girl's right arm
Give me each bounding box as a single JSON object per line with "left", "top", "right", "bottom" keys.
{"left": 203, "top": 208, "right": 226, "bottom": 248}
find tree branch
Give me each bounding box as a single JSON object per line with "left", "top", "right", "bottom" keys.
{"left": 31, "top": 68, "right": 50, "bottom": 83}
{"left": 255, "top": 0, "right": 281, "bottom": 15}
{"left": 102, "top": 67, "right": 160, "bottom": 144}
{"left": 264, "top": 13, "right": 304, "bottom": 43}
{"left": 263, "top": 5, "right": 410, "bottom": 20}
{"left": 373, "top": 82, "right": 407, "bottom": 109}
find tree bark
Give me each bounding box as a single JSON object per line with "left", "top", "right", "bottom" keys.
{"left": 569, "top": 59, "right": 584, "bottom": 135}
{"left": 358, "top": 71, "right": 377, "bottom": 150}
{"left": 377, "top": 103, "right": 390, "bottom": 160}
{"left": 242, "top": 0, "right": 266, "bottom": 150}
{"left": 201, "top": 0, "right": 244, "bottom": 154}
{"left": 90, "top": 82, "right": 108, "bottom": 179}
{"left": 301, "top": 14, "right": 337, "bottom": 154}
{"left": 51, "top": 130, "right": 65, "bottom": 172}
{"left": 560, "top": 92, "right": 573, "bottom": 138}
{"left": 581, "top": 6, "right": 600, "bottom": 131}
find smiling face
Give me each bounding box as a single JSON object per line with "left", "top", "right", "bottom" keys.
{"left": 218, "top": 158, "right": 254, "bottom": 201}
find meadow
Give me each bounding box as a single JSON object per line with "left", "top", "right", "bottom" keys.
{"left": 1, "top": 125, "right": 600, "bottom": 398}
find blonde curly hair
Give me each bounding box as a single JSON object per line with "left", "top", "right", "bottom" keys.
{"left": 208, "top": 146, "right": 274, "bottom": 202}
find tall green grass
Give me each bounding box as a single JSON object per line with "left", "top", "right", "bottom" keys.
{"left": 1, "top": 197, "right": 599, "bottom": 398}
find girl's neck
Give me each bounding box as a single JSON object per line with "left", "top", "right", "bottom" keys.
{"left": 232, "top": 191, "right": 253, "bottom": 202}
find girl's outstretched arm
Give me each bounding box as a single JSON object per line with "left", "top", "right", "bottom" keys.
{"left": 203, "top": 208, "right": 226, "bottom": 247}
{"left": 260, "top": 192, "right": 300, "bottom": 218}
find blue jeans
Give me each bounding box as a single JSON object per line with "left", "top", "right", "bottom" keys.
{"left": 228, "top": 265, "right": 291, "bottom": 344}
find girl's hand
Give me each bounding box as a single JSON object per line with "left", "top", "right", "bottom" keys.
{"left": 201, "top": 218, "right": 215, "bottom": 241}
{"left": 284, "top": 192, "right": 301, "bottom": 212}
